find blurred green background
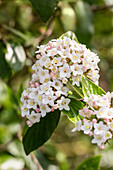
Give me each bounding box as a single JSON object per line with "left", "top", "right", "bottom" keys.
{"left": 0, "top": 0, "right": 113, "bottom": 169}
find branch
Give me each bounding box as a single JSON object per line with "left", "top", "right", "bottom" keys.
{"left": 30, "top": 153, "right": 43, "bottom": 170}
{"left": 34, "top": 19, "right": 54, "bottom": 45}
{"left": 90, "top": 4, "right": 113, "bottom": 12}
{"left": 17, "top": 120, "right": 43, "bottom": 170}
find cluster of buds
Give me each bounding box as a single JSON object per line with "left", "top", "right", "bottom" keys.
{"left": 21, "top": 32, "right": 100, "bottom": 127}
{"left": 72, "top": 92, "right": 113, "bottom": 149}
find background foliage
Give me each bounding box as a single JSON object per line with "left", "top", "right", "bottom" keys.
{"left": 0, "top": 0, "right": 113, "bottom": 169}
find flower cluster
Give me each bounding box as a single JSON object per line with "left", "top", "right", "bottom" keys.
{"left": 21, "top": 32, "right": 100, "bottom": 127}
{"left": 72, "top": 92, "right": 113, "bottom": 149}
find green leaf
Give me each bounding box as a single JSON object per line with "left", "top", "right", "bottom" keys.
{"left": 29, "top": 0, "right": 59, "bottom": 22}
{"left": 75, "top": 155, "right": 101, "bottom": 170}
{"left": 74, "top": 1, "right": 94, "bottom": 46}
{"left": 23, "top": 110, "right": 60, "bottom": 155}
{"left": 62, "top": 98, "right": 84, "bottom": 123}
{"left": 67, "top": 81, "right": 84, "bottom": 99}
{"left": 0, "top": 41, "right": 12, "bottom": 81}
{"left": 81, "top": 75, "right": 106, "bottom": 97}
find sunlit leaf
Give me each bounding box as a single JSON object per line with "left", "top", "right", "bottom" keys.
{"left": 81, "top": 75, "right": 106, "bottom": 97}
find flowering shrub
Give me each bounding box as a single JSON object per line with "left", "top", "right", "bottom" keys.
{"left": 21, "top": 31, "right": 100, "bottom": 126}
{"left": 21, "top": 31, "right": 112, "bottom": 155}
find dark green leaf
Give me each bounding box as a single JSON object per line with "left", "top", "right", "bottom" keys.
{"left": 81, "top": 75, "right": 106, "bottom": 97}
{"left": 0, "top": 41, "right": 12, "bottom": 81}
{"left": 29, "top": 0, "right": 59, "bottom": 22}
{"left": 23, "top": 110, "right": 60, "bottom": 155}
{"left": 75, "top": 155, "right": 101, "bottom": 170}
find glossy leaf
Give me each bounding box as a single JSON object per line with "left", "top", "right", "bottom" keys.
{"left": 81, "top": 75, "right": 106, "bottom": 97}
{"left": 62, "top": 97, "right": 84, "bottom": 123}
{"left": 23, "top": 110, "right": 60, "bottom": 155}
{"left": 75, "top": 155, "right": 101, "bottom": 170}
{"left": 29, "top": 0, "right": 59, "bottom": 22}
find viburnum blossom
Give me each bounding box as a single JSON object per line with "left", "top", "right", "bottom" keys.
{"left": 72, "top": 92, "right": 113, "bottom": 149}
{"left": 21, "top": 31, "right": 100, "bottom": 127}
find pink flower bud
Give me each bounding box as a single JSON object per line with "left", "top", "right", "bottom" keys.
{"left": 92, "top": 119, "right": 97, "bottom": 123}
{"left": 41, "top": 51, "right": 45, "bottom": 55}
{"left": 29, "top": 81, "right": 32, "bottom": 85}
{"left": 51, "top": 108, "right": 54, "bottom": 112}
{"left": 30, "top": 84, "right": 34, "bottom": 88}
{"left": 62, "top": 59, "right": 66, "bottom": 64}
{"left": 36, "top": 54, "right": 41, "bottom": 59}
{"left": 82, "top": 118, "right": 86, "bottom": 123}
{"left": 83, "top": 66, "right": 87, "bottom": 72}
{"left": 100, "top": 145, "right": 105, "bottom": 150}
{"left": 34, "top": 83, "right": 38, "bottom": 87}
{"left": 104, "top": 118, "right": 108, "bottom": 123}
{"left": 88, "top": 131, "right": 93, "bottom": 136}
{"left": 36, "top": 108, "right": 40, "bottom": 113}
{"left": 50, "top": 72, "right": 54, "bottom": 77}
{"left": 26, "top": 120, "right": 33, "bottom": 127}
{"left": 26, "top": 95, "right": 29, "bottom": 99}
{"left": 36, "top": 71, "right": 38, "bottom": 74}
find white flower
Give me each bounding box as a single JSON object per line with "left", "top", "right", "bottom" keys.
{"left": 70, "top": 64, "right": 83, "bottom": 76}
{"left": 32, "top": 60, "right": 40, "bottom": 71}
{"left": 104, "top": 131, "right": 112, "bottom": 140}
{"left": 59, "top": 63, "right": 71, "bottom": 78}
{"left": 40, "top": 82, "right": 52, "bottom": 94}
{"left": 42, "top": 92, "right": 56, "bottom": 106}
{"left": 38, "top": 55, "right": 48, "bottom": 66}
{"left": 40, "top": 104, "right": 51, "bottom": 117}
{"left": 57, "top": 96, "right": 70, "bottom": 110}
{"left": 29, "top": 87, "right": 39, "bottom": 99}
{"left": 92, "top": 133, "right": 105, "bottom": 146}
{"left": 52, "top": 57, "right": 62, "bottom": 67}
{"left": 72, "top": 119, "right": 82, "bottom": 132}
{"left": 94, "top": 121, "right": 109, "bottom": 134}
{"left": 38, "top": 67, "right": 50, "bottom": 83}
{"left": 44, "top": 58, "right": 53, "bottom": 69}
{"left": 27, "top": 111, "right": 41, "bottom": 123}
{"left": 32, "top": 73, "right": 38, "bottom": 82}
{"left": 22, "top": 88, "right": 31, "bottom": 97}
{"left": 27, "top": 99, "right": 37, "bottom": 110}
{"left": 95, "top": 107, "right": 109, "bottom": 118}
{"left": 36, "top": 92, "right": 43, "bottom": 105}
{"left": 61, "top": 86, "right": 69, "bottom": 96}
{"left": 21, "top": 104, "right": 29, "bottom": 117}
{"left": 108, "top": 121, "right": 113, "bottom": 131}
{"left": 72, "top": 75, "right": 81, "bottom": 86}
{"left": 69, "top": 51, "right": 81, "bottom": 63}
{"left": 52, "top": 80, "right": 63, "bottom": 90}
{"left": 81, "top": 121, "right": 93, "bottom": 134}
